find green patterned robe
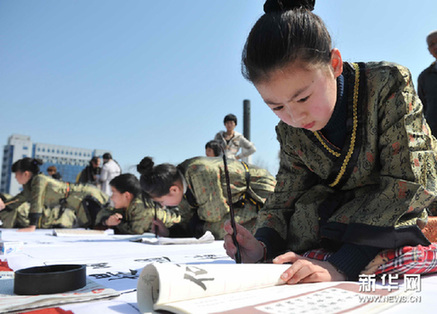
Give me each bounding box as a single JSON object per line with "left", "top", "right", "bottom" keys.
{"left": 95, "top": 196, "right": 181, "bottom": 234}
{"left": 0, "top": 193, "right": 31, "bottom": 228}
{"left": 172, "top": 156, "right": 276, "bottom": 239}
{"left": 6, "top": 174, "right": 109, "bottom": 228}
{"left": 255, "top": 62, "right": 437, "bottom": 255}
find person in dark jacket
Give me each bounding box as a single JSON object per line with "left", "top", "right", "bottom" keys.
{"left": 77, "top": 156, "right": 102, "bottom": 187}
{"left": 418, "top": 30, "right": 437, "bottom": 137}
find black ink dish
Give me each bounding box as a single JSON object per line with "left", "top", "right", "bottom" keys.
{"left": 14, "top": 264, "right": 86, "bottom": 295}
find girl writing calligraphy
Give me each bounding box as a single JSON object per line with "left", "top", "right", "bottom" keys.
{"left": 224, "top": 0, "right": 437, "bottom": 283}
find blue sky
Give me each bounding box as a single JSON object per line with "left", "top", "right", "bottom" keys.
{"left": 1, "top": 0, "right": 437, "bottom": 178}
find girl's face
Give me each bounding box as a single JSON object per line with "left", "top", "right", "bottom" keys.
{"left": 152, "top": 185, "right": 183, "bottom": 207}
{"left": 205, "top": 147, "right": 216, "bottom": 157}
{"left": 110, "top": 186, "right": 132, "bottom": 208}
{"left": 255, "top": 49, "right": 343, "bottom": 132}
{"left": 15, "top": 170, "right": 32, "bottom": 185}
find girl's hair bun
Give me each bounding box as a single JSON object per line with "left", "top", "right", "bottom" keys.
{"left": 34, "top": 158, "right": 43, "bottom": 166}
{"left": 263, "top": 0, "right": 315, "bottom": 13}
{"left": 137, "top": 156, "right": 154, "bottom": 176}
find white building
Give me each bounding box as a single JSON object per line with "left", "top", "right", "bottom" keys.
{"left": 1, "top": 134, "right": 109, "bottom": 195}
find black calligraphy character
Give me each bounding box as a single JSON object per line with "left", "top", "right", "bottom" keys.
{"left": 87, "top": 262, "right": 110, "bottom": 269}
{"left": 134, "top": 257, "right": 171, "bottom": 263}
{"left": 89, "top": 273, "right": 112, "bottom": 279}
{"left": 183, "top": 266, "right": 214, "bottom": 290}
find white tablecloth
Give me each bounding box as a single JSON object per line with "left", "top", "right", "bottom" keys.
{"left": 1, "top": 228, "right": 437, "bottom": 313}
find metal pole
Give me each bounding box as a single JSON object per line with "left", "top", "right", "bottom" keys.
{"left": 242, "top": 100, "right": 251, "bottom": 163}
{"left": 243, "top": 99, "right": 251, "bottom": 140}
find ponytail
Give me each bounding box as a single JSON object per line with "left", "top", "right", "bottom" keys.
{"left": 12, "top": 158, "right": 43, "bottom": 175}
{"left": 137, "top": 156, "right": 180, "bottom": 197}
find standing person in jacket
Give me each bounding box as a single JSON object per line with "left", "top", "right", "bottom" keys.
{"left": 137, "top": 156, "right": 276, "bottom": 239}
{"left": 0, "top": 158, "right": 109, "bottom": 231}
{"left": 95, "top": 173, "right": 180, "bottom": 234}
{"left": 77, "top": 156, "right": 102, "bottom": 187}
{"left": 224, "top": 0, "right": 437, "bottom": 283}
{"left": 214, "top": 114, "right": 256, "bottom": 160}
{"left": 418, "top": 30, "right": 437, "bottom": 137}
{"left": 100, "top": 153, "right": 121, "bottom": 196}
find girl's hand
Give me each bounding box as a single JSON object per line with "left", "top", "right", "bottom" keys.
{"left": 18, "top": 225, "right": 36, "bottom": 232}
{"left": 273, "top": 251, "right": 347, "bottom": 284}
{"left": 106, "top": 213, "right": 123, "bottom": 226}
{"left": 151, "top": 218, "right": 169, "bottom": 237}
{"left": 0, "top": 198, "right": 5, "bottom": 211}
{"left": 223, "top": 220, "right": 264, "bottom": 263}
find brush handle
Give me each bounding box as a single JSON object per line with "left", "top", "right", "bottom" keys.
{"left": 4, "top": 199, "right": 20, "bottom": 206}
{"left": 222, "top": 153, "right": 241, "bottom": 263}
{"left": 154, "top": 203, "right": 158, "bottom": 238}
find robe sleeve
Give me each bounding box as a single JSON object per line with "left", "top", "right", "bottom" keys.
{"left": 255, "top": 123, "right": 319, "bottom": 241}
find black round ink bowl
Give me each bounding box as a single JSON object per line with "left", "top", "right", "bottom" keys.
{"left": 14, "top": 264, "right": 86, "bottom": 295}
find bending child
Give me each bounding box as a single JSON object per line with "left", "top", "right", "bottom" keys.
{"left": 224, "top": 0, "right": 437, "bottom": 283}
{"left": 95, "top": 173, "right": 180, "bottom": 234}
{"left": 137, "top": 156, "right": 276, "bottom": 239}
{"left": 0, "top": 158, "right": 109, "bottom": 231}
